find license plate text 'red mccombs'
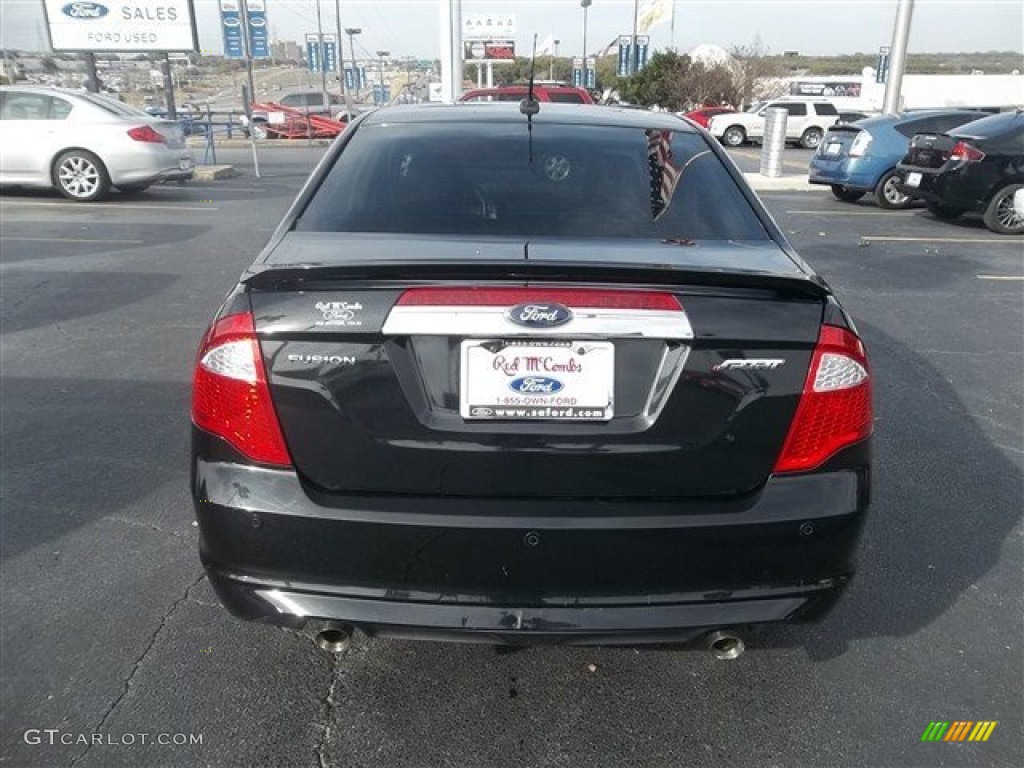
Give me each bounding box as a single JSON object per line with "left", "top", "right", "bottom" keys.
{"left": 460, "top": 339, "right": 615, "bottom": 421}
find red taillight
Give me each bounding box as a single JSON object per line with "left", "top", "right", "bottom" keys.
{"left": 774, "top": 325, "right": 872, "bottom": 474}
{"left": 127, "top": 125, "right": 167, "bottom": 144}
{"left": 191, "top": 312, "right": 292, "bottom": 467}
{"left": 949, "top": 141, "right": 984, "bottom": 162}
{"left": 396, "top": 287, "right": 681, "bottom": 311}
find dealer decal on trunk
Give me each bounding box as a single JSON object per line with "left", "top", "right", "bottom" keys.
{"left": 314, "top": 301, "right": 364, "bottom": 327}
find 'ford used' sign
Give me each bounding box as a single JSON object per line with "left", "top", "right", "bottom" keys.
{"left": 45, "top": 0, "right": 197, "bottom": 52}
{"left": 62, "top": 2, "right": 108, "bottom": 18}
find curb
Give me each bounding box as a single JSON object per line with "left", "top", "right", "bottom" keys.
{"left": 743, "top": 172, "right": 818, "bottom": 192}
{"left": 194, "top": 165, "right": 236, "bottom": 180}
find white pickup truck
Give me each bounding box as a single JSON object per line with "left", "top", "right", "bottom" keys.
{"left": 709, "top": 100, "right": 840, "bottom": 149}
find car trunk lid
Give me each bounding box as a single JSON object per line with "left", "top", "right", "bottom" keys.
{"left": 150, "top": 119, "right": 187, "bottom": 149}
{"left": 902, "top": 131, "right": 957, "bottom": 169}
{"left": 818, "top": 125, "right": 862, "bottom": 159}
{"left": 244, "top": 233, "right": 826, "bottom": 499}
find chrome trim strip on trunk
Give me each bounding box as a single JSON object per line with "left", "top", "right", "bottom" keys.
{"left": 382, "top": 306, "right": 695, "bottom": 339}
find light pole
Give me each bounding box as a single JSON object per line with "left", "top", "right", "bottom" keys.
{"left": 882, "top": 0, "right": 915, "bottom": 114}
{"left": 376, "top": 50, "right": 390, "bottom": 105}
{"left": 334, "top": 0, "right": 347, "bottom": 108}
{"left": 550, "top": 39, "right": 560, "bottom": 81}
{"left": 238, "top": 0, "right": 256, "bottom": 106}
{"left": 344, "top": 28, "right": 361, "bottom": 98}
{"left": 631, "top": 0, "right": 639, "bottom": 75}
{"left": 581, "top": 1, "right": 592, "bottom": 89}
{"left": 405, "top": 56, "right": 415, "bottom": 102}
{"left": 314, "top": 0, "right": 328, "bottom": 103}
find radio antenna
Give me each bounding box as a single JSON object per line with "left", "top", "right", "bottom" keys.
{"left": 520, "top": 34, "right": 540, "bottom": 119}
{"left": 520, "top": 34, "right": 540, "bottom": 163}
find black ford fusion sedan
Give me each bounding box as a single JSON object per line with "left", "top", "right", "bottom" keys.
{"left": 192, "top": 103, "right": 872, "bottom": 650}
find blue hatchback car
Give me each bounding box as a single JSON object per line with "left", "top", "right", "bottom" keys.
{"left": 808, "top": 110, "right": 988, "bottom": 208}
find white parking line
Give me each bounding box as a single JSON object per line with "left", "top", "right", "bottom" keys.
{"left": 1, "top": 236, "right": 144, "bottom": 244}
{"left": 976, "top": 275, "right": 1024, "bottom": 281}
{"left": 861, "top": 236, "right": 1020, "bottom": 244}
{"left": 0, "top": 201, "right": 218, "bottom": 212}
{"left": 786, "top": 210, "right": 907, "bottom": 216}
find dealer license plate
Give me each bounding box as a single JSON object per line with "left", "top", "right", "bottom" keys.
{"left": 825, "top": 142, "right": 842, "bottom": 156}
{"left": 460, "top": 339, "right": 614, "bottom": 421}
{"left": 179, "top": 158, "right": 193, "bottom": 171}
{"left": 904, "top": 172, "right": 921, "bottom": 187}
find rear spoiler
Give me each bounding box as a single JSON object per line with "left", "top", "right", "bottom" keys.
{"left": 241, "top": 260, "right": 831, "bottom": 300}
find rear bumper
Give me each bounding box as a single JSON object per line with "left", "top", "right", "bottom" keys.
{"left": 895, "top": 164, "right": 987, "bottom": 212}
{"left": 808, "top": 158, "right": 882, "bottom": 190}
{"left": 108, "top": 147, "right": 194, "bottom": 186}
{"left": 895, "top": 167, "right": 945, "bottom": 202}
{"left": 194, "top": 452, "right": 870, "bottom": 644}
{"left": 206, "top": 570, "right": 847, "bottom": 645}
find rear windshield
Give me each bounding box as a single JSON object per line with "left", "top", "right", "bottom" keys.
{"left": 547, "top": 92, "right": 586, "bottom": 103}
{"left": 953, "top": 111, "right": 1023, "bottom": 139}
{"left": 297, "top": 122, "right": 768, "bottom": 240}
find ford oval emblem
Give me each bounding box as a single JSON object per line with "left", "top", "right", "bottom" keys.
{"left": 62, "top": 2, "right": 109, "bottom": 19}
{"left": 509, "top": 376, "right": 564, "bottom": 395}
{"left": 505, "top": 302, "right": 573, "bottom": 328}
{"left": 249, "top": 18, "right": 267, "bottom": 27}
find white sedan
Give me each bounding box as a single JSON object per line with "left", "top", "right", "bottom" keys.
{"left": 0, "top": 86, "right": 194, "bottom": 201}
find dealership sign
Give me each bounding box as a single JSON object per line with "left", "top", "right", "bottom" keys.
{"left": 43, "top": 1, "right": 199, "bottom": 52}
{"left": 464, "top": 41, "right": 515, "bottom": 61}
{"left": 245, "top": 0, "right": 269, "bottom": 59}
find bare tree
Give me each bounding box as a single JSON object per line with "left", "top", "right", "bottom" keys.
{"left": 729, "top": 38, "right": 786, "bottom": 109}
{"left": 680, "top": 60, "right": 739, "bottom": 108}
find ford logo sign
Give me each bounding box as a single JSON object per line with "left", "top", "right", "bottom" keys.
{"left": 249, "top": 18, "right": 267, "bottom": 28}
{"left": 222, "top": 17, "right": 241, "bottom": 27}
{"left": 509, "top": 376, "right": 564, "bottom": 395}
{"left": 505, "top": 302, "right": 573, "bottom": 328}
{"left": 62, "top": 2, "right": 108, "bottom": 19}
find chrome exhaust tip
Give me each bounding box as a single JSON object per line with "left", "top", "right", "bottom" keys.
{"left": 313, "top": 623, "right": 354, "bottom": 654}
{"left": 705, "top": 629, "right": 745, "bottom": 660}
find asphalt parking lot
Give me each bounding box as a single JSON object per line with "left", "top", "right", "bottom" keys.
{"left": 2, "top": 145, "right": 1022, "bottom": 768}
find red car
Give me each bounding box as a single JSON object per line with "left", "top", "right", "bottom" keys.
{"left": 683, "top": 106, "right": 736, "bottom": 129}
{"left": 460, "top": 85, "right": 595, "bottom": 104}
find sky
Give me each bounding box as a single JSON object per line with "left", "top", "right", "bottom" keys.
{"left": 1, "top": 0, "right": 1022, "bottom": 61}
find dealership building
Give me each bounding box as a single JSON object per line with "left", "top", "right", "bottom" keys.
{"left": 785, "top": 68, "right": 1023, "bottom": 111}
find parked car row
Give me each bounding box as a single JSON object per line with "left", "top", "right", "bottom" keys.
{"left": 895, "top": 111, "right": 1024, "bottom": 234}
{"left": 809, "top": 109, "right": 1023, "bottom": 234}
{"left": 808, "top": 109, "right": 989, "bottom": 208}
